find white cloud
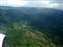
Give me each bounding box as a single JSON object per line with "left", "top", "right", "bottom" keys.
{"left": 48, "top": 3, "right": 59, "bottom": 8}
{"left": 24, "top": 1, "right": 50, "bottom": 7}
{"left": 49, "top": 0, "right": 63, "bottom": 3}
{"left": 0, "top": 0, "right": 63, "bottom": 10}
{"left": 0, "top": 0, "right": 28, "bottom": 7}
{"left": 24, "top": 1, "right": 60, "bottom": 8}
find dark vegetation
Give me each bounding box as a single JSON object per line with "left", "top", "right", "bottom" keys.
{"left": 0, "top": 6, "right": 63, "bottom": 47}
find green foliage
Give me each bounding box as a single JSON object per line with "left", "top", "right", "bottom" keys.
{"left": 2, "top": 22, "right": 56, "bottom": 47}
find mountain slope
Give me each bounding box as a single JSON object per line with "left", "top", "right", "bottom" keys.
{"left": 0, "top": 6, "right": 63, "bottom": 47}
{"left": 4, "top": 23, "right": 56, "bottom": 47}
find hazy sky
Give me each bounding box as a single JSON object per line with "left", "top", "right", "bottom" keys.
{"left": 0, "top": 0, "right": 63, "bottom": 9}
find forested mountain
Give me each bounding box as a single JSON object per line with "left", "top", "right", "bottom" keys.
{"left": 0, "top": 6, "right": 63, "bottom": 47}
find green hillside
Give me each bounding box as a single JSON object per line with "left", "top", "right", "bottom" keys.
{"left": 1, "top": 22, "right": 56, "bottom": 47}
{"left": 0, "top": 7, "right": 63, "bottom": 47}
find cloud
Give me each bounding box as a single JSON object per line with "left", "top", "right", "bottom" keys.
{"left": 50, "top": 0, "right": 63, "bottom": 3}
{"left": 49, "top": 0, "right": 63, "bottom": 10}
{"left": 24, "top": 0, "right": 48, "bottom": 1}
{"left": 24, "top": 1, "right": 61, "bottom": 9}
{"left": 0, "top": 0, "right": 63, "bottom": 10}
{"left": 0, "top": 0, "right": 28, "bottom": 6}
{"left": 0, "top": 0, "right": 51, "bottom": 7}
{"left": 24, "top": 1, "right": 50, "bottom": 7}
